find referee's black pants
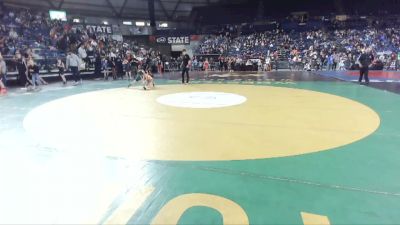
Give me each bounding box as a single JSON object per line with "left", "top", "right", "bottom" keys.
{"left": 359, "top": 67, "right": 369, "bottom": 84}
{"left": 182, "top": 67, "right": 189, "bottom": 83}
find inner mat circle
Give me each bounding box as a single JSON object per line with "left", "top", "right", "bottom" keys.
{"left": 23, "top": 84, "right": 380, "bottom": 161}
{"left": 156, "top": 91, "right": 247, "bottom": 108}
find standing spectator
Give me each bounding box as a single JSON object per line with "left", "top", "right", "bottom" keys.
{"left": 131, "top": 54, "right": 139, "bottom": 80}
{"left": 338, "top": 57, "right": 346, "bottom": 70}
{"left": 56, "top": 58, "right": 67, "bottom": 85}
{"left": 203, "top": 58, "right": 210, "bottom": 76}
{"left": 333, "top": 53, "right": 339, "bottom": 70}
{"left": 264, "top": 56, "right": 271, "bottom": 71}
{"left": 109, "top": 51, "right": 117, "bottom": 80}
{"left": 327, "top": 54, "right": 334, "bottom": 70}
{"left": 66, "top": 50, "right": 81, "bottom": 85}
{"left": 78, "top": 44, "right": 87, "bottom": 70}
{"left": 102, "top": 56, "right": 109, "bottom": 80}
{"left": 229, "top": 58, "right": 235, "bottom": 72}
{"left": 224, "top": 58, "right": 228, "bottom": 71}
{"left": 0, "top": 54, "right": 6, "bottom": 94}
{"left": 157, "top": 56, "right": 163, "bottom": 75}
{"left": 15, "top": 52, "right": 31, "bottom": 87}
{"left": 218, "top": 55, "right": 224, "bottom": 71}
{"left": 181, "top": 49, "right": 190, "bottom": 84}
{"left": 122, "top": 56, "right": 132, "bottom": 80}
{"left": 94, "top": 51, "right": 102, "bottom": 77}
{"left": 192, "top": 57, "right": 198, "bottom": 71}
{"left": 115, "top": 54, "right": 124, "bottom": 79}
{"left": 358, "top": 48, "right": 374, "bottom": 85}
{"left": 273, "top": 50, "right": 279, "bottom": 71}
{"left": 27, "top": 57, "right": 41, "bottom": 89}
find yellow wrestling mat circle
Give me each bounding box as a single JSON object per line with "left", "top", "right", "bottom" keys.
{"left": 23, "top": 84, "right": 380, "bottom": 161}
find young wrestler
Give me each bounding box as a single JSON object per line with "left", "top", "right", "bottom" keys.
{"left": 140, "top": 69, "right": 154, "bottom": 90}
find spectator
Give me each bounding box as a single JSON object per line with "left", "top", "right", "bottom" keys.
{"left": 123, "top": 55, "right": 132, "bottom": 80}
{"left": 78, "top": 44, "right": 88, "bottom": 69}
{"left": 66, "top": 50, "right": 81, "bottom": 85}
{"left": 27, "top": 56, "right": 41, "bottom": 89}
{"left": 195, "top": 25, "right": 400, "bottom": 71}
{"left": 0, "top": 54, "right": 6, "bottom": 94}
{"left": 203, "top": 58, "right": 210, "bottom": 75}
{"left": 14, "top": 52, "right": 30, "bottom": 87}
{"left": 56, "top": 58, "right": 67, "bottom": 85}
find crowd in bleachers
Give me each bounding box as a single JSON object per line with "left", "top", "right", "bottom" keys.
{"left": 195, "top": 25, "right": 400, "bottom": 71}
{"left": 0, "top": 9, "right": 66, "bottom": 59}
{"left": 2, "top": 6, "right": 400, "bottom": 94}
{"left": 0, "top": 7, "right": 169, "bottom": 93}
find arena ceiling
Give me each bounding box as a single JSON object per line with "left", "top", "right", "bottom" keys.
{"left": 2, "top": 0, "right": 221, "bottom": 21}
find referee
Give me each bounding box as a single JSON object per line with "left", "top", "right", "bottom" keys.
{"left": 358, "top": 48, "right": 374, "bottom": 85}
{"left": 181, "top": 49, "right": 190, "bottom": 84}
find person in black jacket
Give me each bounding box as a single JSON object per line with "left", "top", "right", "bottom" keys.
{"left": 181, "top": 49, "right": 190, "bottom": 84}
{"left": 358, "top": 48, "right": 374, "bottom": 85}
{"left": 116, "top": 54, "right": 124, "bottom": 79}
{"left": 94, "top": 51, "right": 102, "bottom": 77}
{"left": 15, "top": 53, "right": 32, "bottom": 87}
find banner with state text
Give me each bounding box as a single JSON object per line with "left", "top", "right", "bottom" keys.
{"left": 151, "top": 36, "right": 191, "bottom": 45}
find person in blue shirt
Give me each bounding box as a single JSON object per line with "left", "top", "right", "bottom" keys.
{"left": 327, "top": 54, "right": 334, "bottom": 70}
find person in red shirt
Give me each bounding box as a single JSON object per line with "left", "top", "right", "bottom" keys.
{"left": 203, "top": 58, "right": 210, "bottom": 76}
